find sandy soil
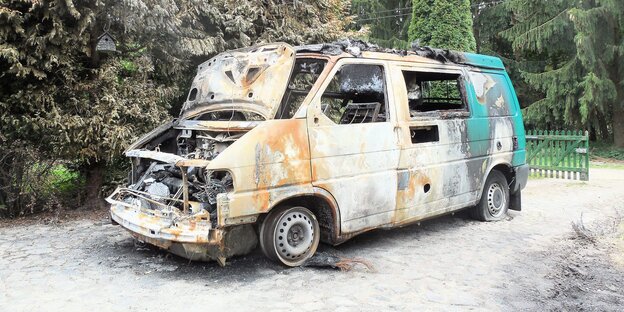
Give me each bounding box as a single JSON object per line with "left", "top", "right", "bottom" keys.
{"left": 1, "top": 168, "right": 623, "bottom": 311}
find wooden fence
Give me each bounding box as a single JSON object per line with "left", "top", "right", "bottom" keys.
{"left": 525, "top": 130, "right": 589, "bottom": 181}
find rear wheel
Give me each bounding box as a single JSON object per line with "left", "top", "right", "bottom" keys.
{"left": 259, "top": 206, "right": 320, "bottom": 267}
{"left": 471, "top": 170, "right": 509, "bottom": 221}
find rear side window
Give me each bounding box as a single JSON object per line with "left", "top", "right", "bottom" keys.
{"left": 402, "top": 71, "right": 468, "bottom": 117}
{"left": 320, "top": 64, "right": 388, "bottom": 124}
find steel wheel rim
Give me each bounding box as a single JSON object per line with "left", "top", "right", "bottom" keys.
{"left": 274, "top": 210, "right": 315, "bottom": 261}
{"left": 487, "top": 183, "right": 506, "bottom": 217}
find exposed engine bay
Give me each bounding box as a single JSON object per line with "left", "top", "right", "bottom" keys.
{"left": 110, "top": 111, "right": 260, "bottom": 227}
{"left": 131, "top": 131, "right": 236, "bottom": 203}
{"left": 106, "top": 42, "right": 299, "bottom": 264}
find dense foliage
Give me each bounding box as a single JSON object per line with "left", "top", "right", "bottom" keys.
{"left": 351, "top": 0, "right": 412, "bottom": 49}
{"left": 356, "top": 0, "right": 623, "bottom": 146}
{"left": 408, "top": 0, "right": 476, "bottom": 51}
{"left": 501, "top": 0, "right": 624, "bottom": 146}
{"left": 469, "top": 1, "right": 541, "bottom": 109}
{"left": 0, "top": 0, "right": 166, "bottom": 214}
{"left": 0, "top": 0, "right": 351, "bottom": 216}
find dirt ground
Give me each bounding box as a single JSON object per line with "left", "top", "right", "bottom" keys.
{"left": 1, "top": 168, "right": 623, "bottom": 311}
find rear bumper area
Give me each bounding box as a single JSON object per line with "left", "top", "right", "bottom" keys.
{"left": 109, "top": 202, "right": 257, "bottom": 265}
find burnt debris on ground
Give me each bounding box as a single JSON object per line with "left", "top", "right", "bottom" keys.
{"left": 303, "top": 250, "right": 376, "bottom": 272}
{"left": 541, "top": 214, "right": 624, "bottom": 310}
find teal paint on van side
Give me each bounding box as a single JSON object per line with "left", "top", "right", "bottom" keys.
{"left": 464, "top": 53, "right": 526, "bottom": 167}
{"left": 462, "top": 53, "right": 505, "bottom": 70}
{"left": 503, "top": 71, "right": 527, "bottom": 167}
{"left": 463, "top": 63, "right": 526, "bottom": 168}
{"left": 462, "top": 75, "right": 491, "bottom": 157}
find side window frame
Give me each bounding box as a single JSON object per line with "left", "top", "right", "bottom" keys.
{"left": 399, "top": 66, "right": 471, "bottom": 120}
{"left": 276, "top": 57, "right": 329, "bottom": 119}
{"left": 310, "top": 59, "right": 392, "bottom": 125}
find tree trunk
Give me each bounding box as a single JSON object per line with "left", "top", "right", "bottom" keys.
{"left": 0, "top": 155, "right": 20, "bottom": 217}
{"left": 614, "top": 103, "right": 624, "bottom": 147}
{"left": 589, "top": 125, "right": 597, "bottom": 141}
{"left": 611, "top": 24, "right": 624, "bottom": 147}
{"left": 84, "top": 162, "right": 106, "bottom": 209}
{"left": 597, "top": 111, "right": 610, "bottom": 141}
{"left": 0, "top": 156, "right": 10, "bottom": 216}
{"left": 613, "top": 59, "right": 624, "bottom": 147}
{"left": 11, "top": 157, "right": 25, "bottom": 217}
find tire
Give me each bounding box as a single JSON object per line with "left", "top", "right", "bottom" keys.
{"left": 471, "top": 170, "right": 509, "bottom": 221}
{"left": 259, "top": 206, "right": 320, "bottom": 267}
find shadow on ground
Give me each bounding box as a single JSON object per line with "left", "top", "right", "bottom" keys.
{"left": 91, "top": 209, "right": 486, "bottom": 283}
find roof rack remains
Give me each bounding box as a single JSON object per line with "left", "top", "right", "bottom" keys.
{"left": 295, "top": 38, "right": 467, "bottom": 64}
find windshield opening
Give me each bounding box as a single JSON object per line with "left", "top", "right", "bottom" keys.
{"left": 275, "top": 58, "right": 328, "bottom": 119}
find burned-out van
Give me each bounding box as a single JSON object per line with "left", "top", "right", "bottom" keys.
{"left": 107, "top": 41, "right": 528, "bottom": 267}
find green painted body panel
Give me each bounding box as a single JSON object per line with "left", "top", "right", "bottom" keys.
{"left": 462, "top": 63, "right": 526, "bottom": 168}
{"left": 503, "top": 71, "right": 527, "bottom": 167}
{"left": 462, "top": 53, "right": 505, "bottom": 70}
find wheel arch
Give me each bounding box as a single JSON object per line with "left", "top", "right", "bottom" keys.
{"left": 265, "top": 187, "right": 341, "bottom": 245}
{"left": 477, "top": 161, "right": 515, "bottom": 203}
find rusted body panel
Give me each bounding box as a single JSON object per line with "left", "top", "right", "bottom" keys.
{"left": 305, "top": 58, "right": 400, "bottom": 234}
{"left": 181, "top": 43, "right": 296, "bottom": 119}
{"left": 108, "top": 42, "right": 528, "bottom": 265}
{"left": 209, "top": 119, "right": 312, "bottom": 221}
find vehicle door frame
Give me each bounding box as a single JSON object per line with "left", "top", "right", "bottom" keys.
{"left": 390, "top": 62, "right": 480, "bottom": 223}
{"left": 304, "top": 57, "right": 402, "bottom": 234}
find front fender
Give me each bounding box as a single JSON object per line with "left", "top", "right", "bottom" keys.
{"left": 209, "top": 119, "right": 312, "bottom": 219}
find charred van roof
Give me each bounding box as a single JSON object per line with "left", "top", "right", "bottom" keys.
{"left": 295, "top": 38, "right": 505, "bottom": 70}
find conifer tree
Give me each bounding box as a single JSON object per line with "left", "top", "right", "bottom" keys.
{"left": 502, "top": 0, "right": 624, "bottom": 146}
{"left": 351, "top": 0, "right": 412, "bottom": 49}
{"left": 408, "top": 0, "right": 476, "bottom": 51}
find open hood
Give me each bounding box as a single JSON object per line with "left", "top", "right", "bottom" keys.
{"left": 180, "top": 43, "right": 296, "bottom": 119}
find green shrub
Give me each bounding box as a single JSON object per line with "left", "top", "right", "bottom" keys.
{"left": 591, "top": 142, "right": 624, "bottom": 161}
{"left": 49, "top": 165, "right": 85, "bottom": 198}
{"left": 0, "top": 142, "right": 87, "bottom": 218}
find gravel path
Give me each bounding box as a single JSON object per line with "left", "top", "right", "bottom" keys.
{"left": 1, "top": 168, "right": 623, "bottom": 311}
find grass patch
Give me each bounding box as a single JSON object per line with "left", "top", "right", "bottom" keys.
{"left": 30, "top": 163, "right": 84, "bottom": 204}
{"left": 589, "top": 142, "right": 624, "bottom": 170}
{"left": 591, "top": 162, "right": 624, "bottom": 170}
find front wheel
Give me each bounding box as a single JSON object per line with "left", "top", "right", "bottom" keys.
{"left": 259, "top": 206, "right": 320, "bottom": 267}
{"left": 471, "top": 170, "right": 509, "bottom": 221}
